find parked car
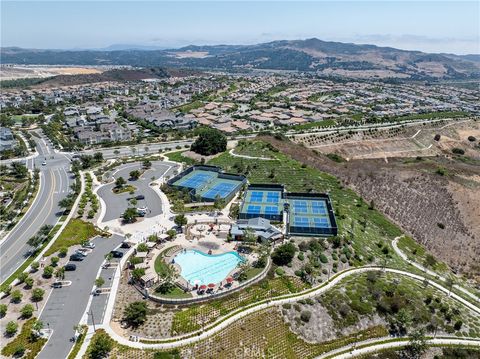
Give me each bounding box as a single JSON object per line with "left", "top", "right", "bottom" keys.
{"left": 42, "top": 161, "right": 47, "bottom": 166}
{"left": 135, "top": 195, "right": 145, "bottom": 200}
{"left": 70, "top": 253, "right": 84, "bottom": 261}
{"left": 64, "top": 263, "right": 77, "bottom": 271}
{"left": 75, "top": 249, "right": 89, "bottom": 256}
{"left": 52, "top": 282, "right": 63, "bottom": 288}
{"left": 110, "top": 250, "right": 124, "bottom": 258}
{"left": 120, "top": 242, "right": 131, "bottom": 249}
{"left": 82, "top": 242, "right": 95, "bottom": 249}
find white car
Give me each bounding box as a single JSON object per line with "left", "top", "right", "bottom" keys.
{"left": 82, "top": 242, "right": 95, "bottom": 249}
{"left": 75, "top": 249, "right": 89, "bottom": 257}
{"left": 42, "top": 161, "right": 47, "bottom": 166}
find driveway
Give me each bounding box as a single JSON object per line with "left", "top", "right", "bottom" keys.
{"left": 38, "top": 234, "right": 125, "bottom": 359}
{"left": 97, "top": 161, "right": 175, "bottom": 222}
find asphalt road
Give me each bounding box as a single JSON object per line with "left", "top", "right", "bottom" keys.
{"left": 82, "top": 140, "right": 193, "bottom": 159}
{"left": 97, "top": 161, "right": 175, "bottom": 222}
{"left": 0, "top": 132, "right": 73, "bottom": 283}
{"left": 38, "top": 234, "right": 126, "bottom": 359}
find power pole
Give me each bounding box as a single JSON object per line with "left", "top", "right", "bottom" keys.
{"left": 90, "top": 308, "right": 96, "bottom": 331}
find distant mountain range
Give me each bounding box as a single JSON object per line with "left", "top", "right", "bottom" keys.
{"left": 2, "top": 38, "right": 480, "bottom": 80}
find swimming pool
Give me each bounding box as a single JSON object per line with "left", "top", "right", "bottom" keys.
{"left": 173, "top": 249, "right": 244, "bottom": 285}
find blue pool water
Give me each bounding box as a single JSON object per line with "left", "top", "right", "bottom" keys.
{"left": 173, "top": 249, "right": 244, "bottom": 285}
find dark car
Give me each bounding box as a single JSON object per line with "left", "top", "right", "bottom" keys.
{"left": 110, "top": 250, "right": 124, "bottom": 258}
{"left": 120, "top": 242, "right": 131, "bottom": 249}
{"left": 135, "top": 195, "right": 145, "bottom": 200}
{"left": 64, "top": 263, "right": 77, "bottom": 271}
{"left": 69, "top": 253, "right": 84, "bottom": 261}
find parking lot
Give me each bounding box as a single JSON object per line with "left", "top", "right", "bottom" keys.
{"left": 38, "top": 234, "right": 126, "bottom": 359}
{"left": 97, "top": 161, "right": 176, "bottom": 222}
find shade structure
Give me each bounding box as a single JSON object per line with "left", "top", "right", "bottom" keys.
{"left": 226, "top": 277, "right": 234, "bottom": 283}
{"left": 199, "top": 285, "right": 207, "bottom": 290}
{"left": 207, "top": 283, "right": 216, "bottom": 288}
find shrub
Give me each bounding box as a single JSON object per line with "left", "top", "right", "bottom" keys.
{"left": 137, "top": 243, "right": 148, "bottom": 252}
{"left": 454, "top": 320, "right": 463, "bottom": 330}
{"left": 43, "top": 265, "right": 54, "bottom": 278}
{"left": 20, "top": 304, "right": 34, "bottom": 318}
{"left": 31, "top": 288, "right": 45, "bottom": 302}
{"left": 59, "top": 247, "right": 68, "bottom": 257}
{"left": 30, "top": 261, "right": 40, "bottom": 272}
{"left": 300, "top": 310, "right": 312, "bottom": 322}
{"left": 0, "top": 303, "right": 7, "bottom": 317}
{"left": 17, "top": 272, "right": 28, "bottom": 283}
{"left": 319, "top": 253, "right": 328, "bottom": 263}
{"left": 11, "top": 289, "right": 22, "bottom": 303}
{"left": 13, "top": 344, "right": 25, "bottom": 357}
{"left": 24, "top": 276, "right": 34, "bottom": 288}
{"left": 275, "top": 267, "right": 285, "bottom": 276}
{"left": 451, "top": 147, "right": 465, "bottom": 155}
{"left": 467, "top": 136, "right": 476, "bottom": 142}
{"left": 6, "top": 321, "right": 18, "bottom": 336}
{"left": 51, "top": 256, "right": 60, "bottom": 267}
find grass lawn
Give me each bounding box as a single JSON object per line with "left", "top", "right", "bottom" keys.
{"left": 154, "top": 251, "right": 170, "bottom": 277}
{"left": 156, "top": 286, "right": 193, "bottom": 299}
{"left": 164, "top": 150, "right": 197, "bottom": 166}
{"left": 44, "top": 219, "right": 102, "bottom": 256}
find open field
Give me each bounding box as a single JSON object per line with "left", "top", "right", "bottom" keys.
{"left": 0, "top": 65, "right": 104, "bottom": 80}
{"left": 293, "top": 119, "right": 478, "bottom": 160}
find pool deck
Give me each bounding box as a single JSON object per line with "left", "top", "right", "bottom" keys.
{"left": 150, "top": 238, "right": 258, "bottom": 299}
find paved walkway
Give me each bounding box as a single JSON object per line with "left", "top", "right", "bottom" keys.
{"left": 315, "top": 337, "right": 480, "bottom": 359}
{"left": 392, "top": 236, "right": 479, "bottom": 304}
{"left": 95, "top": 266, "right": 480, "bottom": 350}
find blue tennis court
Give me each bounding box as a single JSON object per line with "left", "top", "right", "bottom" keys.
{"left": 265, "top": 205, "right": 280, "bottom": 215}
{"left": 312, "top": 217, "right": 330, "bottom": 228}
{"left": 293, "top": 216, "right": 309, "bottom": 226}
{"left": 175, "top": 171, "right": 215, "bottom": 189}
{"left": 203, "top": 182, "right": 238, "bottom": 200}
{"left": 247, "top": 205, "right": 261, "bottom": 214}
{"left": 266, "top": 192, "right": 280, "bottom": 203}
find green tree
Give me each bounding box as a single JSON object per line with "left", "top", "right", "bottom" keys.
{"left": 123, "top": 301, "right": 148, "bottom": 327}
{"left": 406, "top": 328, "right": 427, "bottom": 358}
{"left": 174, "top": 214, "right": 187, "bottom": 228}
{"left": 142, "top": 159, "right": 152, "bottom": 169}
{"left": 191, "top": 127, "right": 227, "bottom": 155}
{"left": 166, "top": 229, "right": 177, "bottom": 240}
{"left": 271, "top": 242, "right": 297, "bottom": 266}
{"left": 115, "top": 176, "right": 126, "bottom": 188}
{"left": 122, "top": 207, "right": 138, "bottom": 223}
{"left": 87, "top": 331, "right": 113, "bottom": 359}
{"left": 129, "top": 170, "right": 141, "bottom": 180}
{"left": 27, "top": 235, "right": 44, "bottom": 249}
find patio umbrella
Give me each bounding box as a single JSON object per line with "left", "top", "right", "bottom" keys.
{"left": 207, "top": 283, "right": 216, "bottom": 288}
{"left": 226, "top": 277, "right": 234, "bottom": 283}
{"left": 199, "top": 285, "right": 207, "bottom": 290}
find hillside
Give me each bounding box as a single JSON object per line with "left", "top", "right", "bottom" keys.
{"left": 2, "top": 38, "right": 479, "bottom": 80}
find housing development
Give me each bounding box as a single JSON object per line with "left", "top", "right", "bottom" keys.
{"left": 1, "top": 3, "right": 480, "bottom": 359}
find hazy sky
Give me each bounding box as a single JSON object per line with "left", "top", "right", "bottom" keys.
{"left": 1, "top": 1, "right": 479, "bottom": 54}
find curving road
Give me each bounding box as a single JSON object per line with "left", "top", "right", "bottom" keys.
{"left": 0, "top": 132, "right": 73, "bottom": 283}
